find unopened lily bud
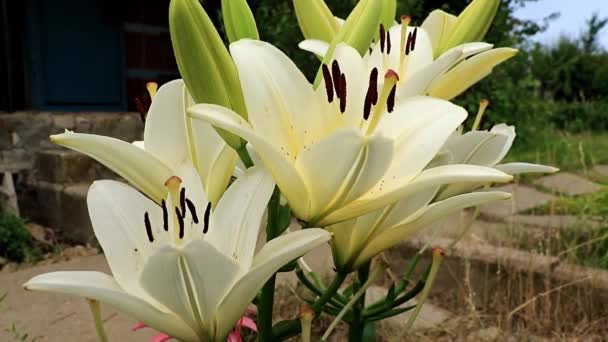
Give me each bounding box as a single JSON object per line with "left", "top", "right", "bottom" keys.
{"left": 315, "top": 0, "right": 383, "bottom": 87}
{"left": 421, "top": 9, "right": 457, "bottom": 57}
{"left": 222, "top": 0, "right": 259, "bottom": 42}
{"left": 440, "top": 0, "right": 500, "bottom": 53}
{"left": 380, "top": 0, "right": 397, "bottom": 29}
{"left": 169, "top": 0, "right": 247, "bottom": 149}
{"left": 293, "top": 0, "right": 339, "bottom": 42}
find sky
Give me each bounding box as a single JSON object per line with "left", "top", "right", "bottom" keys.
{"left": 514, "top": 0, "right": 608, "bottom": 48}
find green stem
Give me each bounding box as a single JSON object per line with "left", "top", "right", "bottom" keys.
{"left": 348, "top": 262, "right": 370, "bottom": 342}
{"left": 236, "top": 145, "right": 254, "bottom": 168}
{"left": 312, "top": 272, "right": 348, "bottom": 312}
{"left": 272, "top": 272, "right": 348, "bottom": 341}
{"left": 87, "top": 299, "right": 109, "bottom": 342}
{"left": 258, "top": 275, "right": 276, "bottom": 341}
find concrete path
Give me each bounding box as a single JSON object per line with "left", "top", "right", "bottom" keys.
{"left": 0, "top": 255, "right": 156, "bottom": 342}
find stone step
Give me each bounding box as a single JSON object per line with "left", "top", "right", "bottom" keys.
{"left": 387, "top": 237, "right": 608, "bottom": 334}
{"left": 533, "top": 172, "right": 602, "bottom": 196}
{"left": 19, "top": 181, "right": 93, "bottom": 244}
{"left": 479, "top": 184, "right": 556, "bottom": 220}
{"left": 36, "top": 149, "right": 118, "bottom": 184}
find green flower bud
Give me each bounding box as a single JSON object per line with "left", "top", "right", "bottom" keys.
{"left": 440, "top": 0, "right": 500, "bottom": 53}
{"left": 293, "top": 0, "right": 339, "bottom": 42}
{"left": 380, "top": 0, "right": 397, "bottom": 29}
{"left": 222, "top": 0, "right": 259, "bottom": 42}
{"left": 314, "top": 0, "right": 383, "bottom": 87}
{"left": 169, "top": 0, "right": 247, "bottom": 149}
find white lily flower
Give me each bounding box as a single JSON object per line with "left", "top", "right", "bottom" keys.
{"left": 189, "top": 40, "right": 513, "bottom": 226}
{"left": 24, "top": 166, "right": 331, "bottom": 341}
{"left": 329, "top": 190, "right": 511, "bottom": 270}
{"left": 51, "top": 80, "right": 238, "bottom": 206}
{"left": 299, "top": 19, "right": 517, "bottom": 101}
{"left": 436, "top": 124, "right": 559, "bottom": 200}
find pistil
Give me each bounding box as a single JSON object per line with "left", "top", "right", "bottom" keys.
{"left": 165, "top": 176, "right": 183, "bottom": 243}
{"left": 472, "top": 99, "right": 490, "bottom": 131}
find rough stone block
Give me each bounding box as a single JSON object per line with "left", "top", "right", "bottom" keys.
{"left": 2, "top": 112, "right": 53, "bottom": 149}
{"left": 36, "top": 150, "right": 96, "bottom": 183}
{"left": 534, "top": 172, "right": 602, "bottom": 196}
{"left": 479, "top": 184, "right": 556, "bottom": 219}
{"left": 51, "top": 113, "right": 76, "bottom": 132}
{"left": 61, "top": 183, "right": 93, "bottom": 243}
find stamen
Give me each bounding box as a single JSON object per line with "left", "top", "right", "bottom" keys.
{"left": 379, "top": 24, "right": 386, "bottom": 53}
{"left": 146, "top": 82, "right": 158, "bottom": 99}
{"left": 144, "top": 212, "right": 154, "bottom": 242}
{"left": 366, "top": 70, "right": 400, "bottom": 135}
{"left": 179, "top": 188, "right": 186, "bottom": 218}
{"left": 339, "top": 74, "right": 347, "bottom": 114}
{"left": 386, "top": 29, "right": 392, "bottom": 55}
{"left": 331, "top": 60, "right": 341, "bottom": 96}
{"left": 363, "top": 67, "right": 379, "bottom": 120}
{"left": 161, "top": 199, "right": 169, "bottom": 231}
{"left": 410, "top": 28, "right": 418, "bottom": 52}
{"left": 387, "top": 85, "right": 397, "bottom": 113}
{"left": 321, "top": 64, "right": 334, "bottom": 103}
{"left": 175, "top": 207, "right": 185, "bottom": 239}
{"left": 400, "top": 16, "right": 412, "bottom": 72}
{"left": 405, "top": 31, "right": 413, "bottom": 55}
{"left": 185, "top": 198, "right": 199, "bottom": 224}
{"left": 203, "top": 202, "right": 211, "bottom": 234}
{"left": 472, "top": 99, "right": 490, "bottom": 131}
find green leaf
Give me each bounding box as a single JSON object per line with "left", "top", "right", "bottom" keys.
{"left": 169, "top": 0, "right": 247, "bottom": 149}
{"left": 222, "top": 0, "right": 259, "bottom": 42}
{"left": 293, "top": 0, "right": 339, "bottom": 42}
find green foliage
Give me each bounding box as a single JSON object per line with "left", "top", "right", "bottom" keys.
{"left": 0, "top": 208, "right": 38, "bottom": 263}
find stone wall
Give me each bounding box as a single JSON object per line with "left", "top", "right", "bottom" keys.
{"left": 0, "top": 111, "right": 144, "bottom": 242}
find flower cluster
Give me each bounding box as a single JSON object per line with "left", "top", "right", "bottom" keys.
{"left": 24, "top": 0, "right": 556, "bottom": 341}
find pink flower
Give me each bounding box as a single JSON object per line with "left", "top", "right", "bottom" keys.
{"left": 133, "top": 310, "right": 257, "bottom": 342}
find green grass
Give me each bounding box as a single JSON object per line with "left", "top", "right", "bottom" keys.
{"left": 506, "top": 129, "right": 608, "bottom": 269}
{"left": 506, "top": 129, "right": 608, "bottom": 172}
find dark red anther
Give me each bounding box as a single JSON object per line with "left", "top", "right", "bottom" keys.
{"left": 405, "top": 31, "right": 413, "bottom": 55}
{"left": 387, "top": 85, "right": 397, "bottom": 113}
{"left": 339, "top": 74, "right": 347, "bottom": 114}
{"left": 331, "top": 60, "right": 342, "bottom": 96}
{"left": 386, "top": 29, "right": 392, "bottom": 54}
{"left": 410, "top": 28, "right": 418, "bottom": 52}
{"left": 379, "top": 24, "right": 386, "bottom": 53}
{"left": 203, "top": 202, "right": 212, "bottom": 234}
{"left": 321, "top": 64, "right": 334, "bottom": 103}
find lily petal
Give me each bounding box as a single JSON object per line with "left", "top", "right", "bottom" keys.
{"left": 139, "top": 242, "right": 241, "bottom": 339}
{"left": 295, "top": 129, "right": 365, "bottom": 220}
{"left": 144, "top": 80, "right": 191, "bottom": 168}
{"left": 216, "top": 229, "right": 331, "bottom": 339}
{"left": 354, "top": 191, "right": 511, "bottom": 266}
{"left": 490, "top": 124, "right": 516, "bottom": 162}
{"left": 377, "top": 96, "right": 467, "bottom": 187}
{"left": 397, "top": 47, "right": 463, "bottom": 99}
{"left": 207, "top": 166, "right": 275, "bottom": 270}
{"left": 188, "top": 104, "right": 310, "bottom": 219}
{"left": 51, "top": 132, "right": 172, "bottom": 203}
{"left": 230, "top": 39, "right": 322, "bottom": 155}
{"left": 495, "top": 162, "right": 559, "bottom": 175}
{"left": 88, "top": 180, "right": 164, "bottom": 297}
{"left": 24, "top": 271, "right": 199, "bottom": 342}
{"left": 445, "top": 131, "right": 509, "bottom": 166}
{"left": 299, "top": 39, "right": 330, "bottom": 58}
{"left": 321, "top": 164, "right": 512, "bottom": 225}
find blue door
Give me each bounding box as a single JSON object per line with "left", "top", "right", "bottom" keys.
{"left": 27, "top": 0, "right": 126, "bottom": 110}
